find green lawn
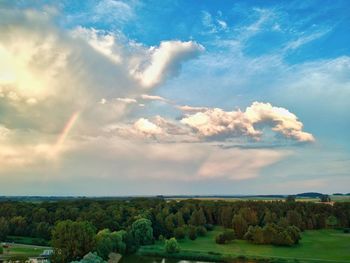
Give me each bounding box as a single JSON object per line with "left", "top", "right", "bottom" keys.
{"left": 0, "top": 243, "right": 50, "bottom": 261}
{"left": 140, "top": 228, "right": 350, "bottom": 263}
{"left": 6, "top": 235, "right": 49, "bottom": 246}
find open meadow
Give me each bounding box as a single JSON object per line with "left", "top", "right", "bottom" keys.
{"left": 139, "top": 228, "right": 350, "bottom": 263}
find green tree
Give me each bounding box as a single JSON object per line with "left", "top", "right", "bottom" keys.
{"left": 286, "top": 226, "right": 301, "bottom": 244}
{"left": 263, "top": 224, "right": 277, "bottom": 244}
{"left": 219, "top": 207, "right": 233, "bottom": 227}
{"left": 287, "top": 210, "right": 303, "bottom": 229}
{"left": 326, "top": 215, "right": 338, "bottom": 228}
{"left": 110, "top": 230, "right": 127, "bottom": 255}
{"left": 164, "top": 237, "right": 180, "bottom": 253}
{"left": 35, "top": 222, "right": 52, "bottom": 240}
{"left": 263, "top": 210, "right": 277, "bottom": 225}
{"left": 188, "top": 225, "right": 197, "bottom": 240}
{"left": 286, "top": 195, "right": 296, "bottom": 202}
{"left": 273, "top": 230, "right": 294, "bottom": 246}
{"left": 246, "top": 226, "right": 264, "bottom": 244}
{"left": 95, "top": 229, "right": 114, "bottom": 259}
{"left": 0, "top": 217, "right": 10, "bottom": 241}
{"left": 174, "top": 212, "right": 185, "bottom": 227}
{"left": 71, "top": 252, "right": 106, "bottom": 263}
{"left": 232, "top": 214, "right": 248, "bottom": 239}
{"left": 196, "top": 226, "right": 207, "bottom": 236}
{"left": 239, "top": 208, "right": 258, "bottom": 226}
{"left": 10, "top": 216, "right": 27, "bottom": 236}
{"left": 164, "top": 214, "right": 175, "bottom": 233}
{"left": 131, "top": 218, "right": 153, "bottom": 245}
{"left": 215, "top": 230, "right": 235, "bottom": 244}
{"left": 174, "top": 227, "right": 186, "bottom": 240}
{"left": 51, "top": 220, "right": 96, "bottom": 263}
{"left": 320, "top": 195, "right": 331, "bottom": 202}
{"left": 189, "top": 209, "right": 206, "bottom": 226}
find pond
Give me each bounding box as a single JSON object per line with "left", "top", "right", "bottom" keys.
{"left": 119, "top": 255, "right": 215, "bottom": 263}
{"left": 119, "top": 255, "right": 261, "bottom": 263}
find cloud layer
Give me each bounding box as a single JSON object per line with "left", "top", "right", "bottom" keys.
{"left": 181, "top": 102, "right": 314, "bottom": 142}
{"left": 116, "top": 101, "right": 314, "bottom": 144}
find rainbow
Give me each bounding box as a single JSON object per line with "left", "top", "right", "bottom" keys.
{"left": 52, "top": 111, "right": 80, "bottom": 156}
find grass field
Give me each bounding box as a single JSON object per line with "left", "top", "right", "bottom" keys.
{"left": 0, "top": 243, "right": 50, "bottom": 261}
{"left": 6, "top": 235, "right": 49, "bottom": 246}
{"left": 139, "top": 228, "right": 350, "bottom": 263}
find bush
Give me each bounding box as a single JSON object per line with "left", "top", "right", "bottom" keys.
{"left": 344, "top": 228, "right": 350, "bottom": 233}
{"left": 196, "top": 226, "right": 207, "bottom": 236}
{"left": 204, "top": 224, "right": 214, "bottom": 231}
{"left": 215, "top": 229, "right": 235, "bottom": 244}
{"left": 188, "top": 226, "right": 197, "bottom": 240}
{"left": 70, "top": 252, "right": 106, "bottom": 263}
{"left": 215, "top": 233, "right": 226, "bottom": 244}
{"left": 245, "top": 224, "right": 300, "bottom": 246}
{"left": 165, "top": 238, "right": 180, "bottom": 253}
{"left": 174, "top": 227, "right": 186, "bottom": 240}
{"left": 158, "top": 234, "right": 165, "bottom": 242}
{"left": 0, "top": 246, "right": 3, "bottom": 254}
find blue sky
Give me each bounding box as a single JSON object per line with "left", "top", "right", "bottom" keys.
{"left": 0, "top": 0, "right": 349, "bottom": 195}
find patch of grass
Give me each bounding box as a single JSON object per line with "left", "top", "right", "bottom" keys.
{"left": 6, "top": 235, "right": 49, "bottom": 246}
{"left": 139, "top": 228, "right": 350, "bottom": 263}
{"left": 0, "top": 243, "right": 50, "bottom": 261}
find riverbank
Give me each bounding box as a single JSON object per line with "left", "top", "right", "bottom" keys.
{"left": 138, "top": 228, "right": 350, "bottom": 263}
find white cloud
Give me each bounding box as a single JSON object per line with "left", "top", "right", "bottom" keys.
{"left": 116, "top": 97, "right": 137, "bottom": 103}
{"left": 284, "top": 29, "right": 331, "bottom": 51}
{"left": 71, "top": 27, "right": 123, "bottom": 63}
{"left": 181, "top": 102, "right": 314, "bottom": 142}
{"left": 133, "top": 118, "right": 163, "bottom": 136}
{"left": 132, "top": 40, "right": 204, "bottom": 88}
{"left": 141, "top": 94, "right": 169, "bottom": 102}
{"left": 177, "top": 105, "right": 209, "bottom": 113}
{"left": 0, "top": 125, "right": 10, "bottom": 139}
{"left": 93, "top": 0, "right": 134, "bottom": 24}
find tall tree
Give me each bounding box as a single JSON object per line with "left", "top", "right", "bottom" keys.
{"left": 232, "top": 214, "right": 248, "bottom": 239}
{"left": 51, "top": 220, "right": 96, "bottom": 263}
{"left": 0, "top": 217, "right": 10, "bottom": 241}
{"left": 131, "top": 218, "right": 153, "bottom": 245}
{"left": 189, "top": 209, "right": 206, "bottom": 226}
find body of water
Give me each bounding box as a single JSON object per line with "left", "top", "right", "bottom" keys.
{"left": 119, "top": 255, "right": 214, "bottom": 263}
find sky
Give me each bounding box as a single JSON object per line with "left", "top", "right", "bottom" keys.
{"left": 0, "top": 0, "right": 349, "bottom": 195}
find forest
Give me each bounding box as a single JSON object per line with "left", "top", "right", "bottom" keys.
{"left": 0, "top": 197, "right": 349, "bottom": 262}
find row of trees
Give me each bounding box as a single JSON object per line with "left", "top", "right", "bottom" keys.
{"left": 0, "top": 198, "right": 349, "bottom": 242}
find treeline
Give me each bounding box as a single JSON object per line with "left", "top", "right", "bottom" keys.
{"left": 0, "top": 198, "right": 349, "bottom": 262}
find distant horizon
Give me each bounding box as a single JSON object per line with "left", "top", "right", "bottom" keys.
{"left": 1, "top": 192, "right": 348, "bottom": 198}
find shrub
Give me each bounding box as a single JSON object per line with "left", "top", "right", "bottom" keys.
{"left": 188, "top": 226, "right": 197, "bottom": 240}
{"left": 174, "top": 227, "right": 186, "bottom": 240}
{"left": 70, "top": 252, "right": 106, "bottom": 263}
{"left": 0, "top": 246, "right": 3, "bottom": 255}
{"left": 215, "top": 233, "right": 226, "bottom": 244}
{"left": 158, "top": 234, "right": 165, "bottom": 242}
{"left": 204, "top": 224, "right": 214, "bottom": 231}
{"left": 165, "top": 238, "right": 180, "bottom": 253}
{"left": 244, "top": 226, "right": 264, "bottom": 244}
{"left": 196, "top": 226, "right": 207, "bottom": 236}
{"left": 215, "top": 229, "right": 235, "bottom": 244}
{"left": 344, "top": 228, "right": 350, "bottom": 233}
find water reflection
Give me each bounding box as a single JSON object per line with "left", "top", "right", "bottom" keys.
{"left": 119, "top": 255, "right": 214, "bottom": 263}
